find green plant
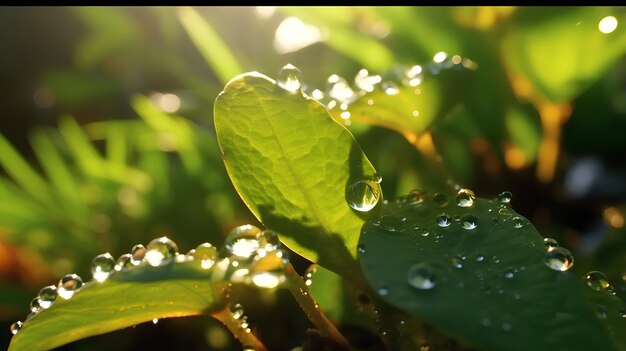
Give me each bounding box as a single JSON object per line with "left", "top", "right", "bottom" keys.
{"left": 2, "top": 6, "right": 626, "bottom": 351}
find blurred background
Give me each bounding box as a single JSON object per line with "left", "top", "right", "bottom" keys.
{"left": 1, "top": 6, "right": 625, "bottom": 350}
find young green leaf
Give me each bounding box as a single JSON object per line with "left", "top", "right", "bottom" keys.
{"left": 8, "top": 262, "right": 232, "bottom": 351}
{"left": 358, "top": 193, "right": 626, "bottom": 351}
{"left": 214, "top": 71, "right": 380, "bottom": 278}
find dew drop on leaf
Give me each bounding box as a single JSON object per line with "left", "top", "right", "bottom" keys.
{"left": 192, "top": 243, "right": 218, "bottom": 269}
{"left": 436, "top": 213, "right": 451, "bottom": 227}
{"left": 57, "top": 274, "right": 84, "bottom": 299}
{"left": 456, "top": 188, "right": 475, "bottom": 207}
{"left": 10, "top": 321, "right": 23, "bottom": 335}
{"left": 461, "top": 214, "right": 478, "bottom": 230}
{"left": 144, "top": 236, "right": 179, "bottom": 267}
{"left": 378, "top": 286, "right": 389, "bottom": 296}
{"left": 476, "top": 254, "right": 484, "bottom": 262}
{"left": 407, "top": 263, "right": 436, "bottom": 290}
{"left": 29, "top": 297, "right": 41, "bottom": 313}
{"left": 115, "top": 254, "right": 134, "bottom": 272}
{"left": 277, "top": 64, "right": 303, "bottom": 93}
{"left": 91, "top": 253, "right": 115, "bottom": 282}
{"left": 543, "top": 237, "right": 558, "bottom": 248}
{"left": 584, "top": 271, "right": 611, "bottom": 291}
{"left": 512, "top": 216, "right": 524, "bottom": 228}
{"left": 497, "top": 191, "right": 512, "bottom": 203}
{"left": 544, "top": 247, "right": 574, "bottom": 271}
{"left": 345, "top": 179, "right": 381, "bottom": 212}
{"left": 231, "top": 303, "right": 244, "bottom": 320}
{"left": 357, "top": 244, "right": 366, "bottom": 254}
{"left": 225, "top": 225, "right": 261, "bottom": 260}
{"left": 37, "top": 285, "right": 57, "bottom": 309}
{"left": 503, "top": 269, "right": 515, "bottom": 279}
{"left": 432, "top": 192, "right": 449, "bottom": 207}
{"left": 451, "top": 257, "right": 463, "bottom": 269}
{"left": 130, "top": 244, "right": 146, "bottom": 265}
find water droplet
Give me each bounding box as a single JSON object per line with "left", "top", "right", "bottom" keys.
{"left": 29, "top": 297, "right": 41, "bottom": 313}
{"left": 512, "top": 217, "right": 524, "bottom": 228}
{"left": 354, "top": 69, "right": 381, "bottom": 92}
{"left": 596, "top": 305, "right": 608, "bottom": 319}
{"left": 305, "top": 264, "right": 317, "bottom": 286}
{"left": 372, "top": 173, "right": 382, "bottom": 184}
{"left": 91, "top": 253, "right": 115, "bottom": 282}
{"left": 497, "top": 191, "right": 512, "bottom": 203}
{"left": 436, "top": 213, "right": 451, "bottom": 227}
{"left": 476, "top": 254, "right": 484, "bottom": 262}
{"left": 145, "top": 236, "right": 179, "bottom": 267}
{"left": 456, "top": 189, "right": 475, "bottom": 207}
{"left": 57, "top": 274, "right": 84, "bottom": 299}
{"left": 498, "top": 208, "right": 512, "bottom": 217}
{"left": 432, "top": 193, "right": 449, "bottom": 207}
{"left": 378, "top": 286, "right": 389, "bottom": 296}
{"left": 357, "top": 244, "right": 366, "bottom": 254}
{"left": 115, "top": 254, "right": 134, "bottom": 272}
{"left": 544, "top": 247, "right": 574, "bottom": 271}
{"left": 10, "top": 321, "right": 23, "bottom": 335}
{"left": 503, "top": 269, "right": 515, "bottom": 279}
{"left": 620, "top": 309, "right": 626, "bottom": 318}
{"left": 346, "top": 179, "right": 381, "bottom": 212}
{"left": 277, "top": 64, "right": 303, "bottom": 93}
{"left": 543, "top": 237, "right": 558, "bottom": 247}
{"left": 501, "top": 322, "right": 513, "bottom": 332}
{"left": 407, "top": 263, "right": 436, "bottom": 290}
{"left": 327, "top": 74, "right": 355, "bottom": 104}
{"left": 130, "top": 244, "right": 146, "bottom": 265}
{"left": 231, "top": 303, "right": 244, "bottom": 319}
{"left": 225, "top": 225, "right": 261, "bottom": 260}
{"left": 251, "top": 249, "right": 289, "bottom": 288}
{"left": 37, "top": 285, "right": 57, "bottom": 309}
{"left": 419, "top": 228, "right": 430, "bottom": 237}
{"left": 451, "top": 257, "right": 463, "bottom": 269}
{"left": 402, "top": 65, "right": 423, "bottom": 86}
{"left": 461, "top": 214, "right": 478, "bottom": 230}
{"left": 192, "top": 243, "right": 218, "bottom": 269}
{"left": 584, "top": 271, "right": 611, "bottom": 291}
{"left": 382, "top": 81, "right": 399, "bottom": 95}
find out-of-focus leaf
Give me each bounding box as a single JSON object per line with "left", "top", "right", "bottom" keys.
{"left": 43, "top": 71, "right": 120, "bottom": 109}
{"left": 506, "top": 104, "right": 542, "bottom": 163}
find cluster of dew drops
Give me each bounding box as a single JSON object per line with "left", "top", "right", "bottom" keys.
{"left": 9, "top": 224, "right": 288, "bottom": 336}
{"left": 276, "top": 51, "right": 477, "bottom": 126}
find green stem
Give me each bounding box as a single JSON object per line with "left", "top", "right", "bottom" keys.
{"left": 284, "top": 263, "right": 352, "bottom": 350}
{"left": 211, "top": 305, "right": 267, "bottom": 351}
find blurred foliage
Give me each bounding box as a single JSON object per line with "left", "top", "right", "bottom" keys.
{"left": 1, "top": 6, "right": 626, "bottom": 351}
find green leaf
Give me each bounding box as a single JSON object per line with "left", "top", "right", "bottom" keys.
{"left": 505, "top": 104, "right": 542, "bottom": 163}
{"left": 502, "top": 6, "right": 626, "bottom": 102}
{"left": 327, "top": 59, "right": 475, "bottom": 141}
{"left": 178, "top": 7, "right": 243, "bottom": 85}
{"left": 8, "top": 262, "right": 232, "bottom": 351}
{"left": 214, "top": 72, "right": 380, "bottom": 278}
{"left": 358, "top": 194, "right": 626, "bottom": 351}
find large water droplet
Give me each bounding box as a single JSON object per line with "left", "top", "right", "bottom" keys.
{"left": 497, "top": 191, "right": 512, "bottom": 203}
{"left": 251, "top": 249, "right": 289, "bottom": 288}
{"left": 10, "top": 321, "right": 23, "bottom": 335}
{"left": 432, "top": 192, "right": 449, "bottom": 207}
{"left": 145, "top": 236, "right": 179, "bottom": 267}
{"left": 404, "top": 189, "right": 425, "bottom": 205}
{"left": 259, "top": 230, "right": 280, "bottom": 252}
{"left": 584, "top": 271, "right": 611, "bottom": 291}
{"left": 461, "top": 214, "right": 478, "bottom": 230}
{"left": 193, "top": 243, "right": 218, "bottom": 269}
{"left": 543, "top": 237, "right": 558, "bottom": 248}
{"left": 225, "top": 225, "right": 261, "bottom": 260}
{"left": 29, "top": 297, "right": 42, "bottom": 313}
{"left": 456, "top": 189, "right": 475, "bottom": 207}
{"left": 544, "top": 247, "right": 574, "bottom": 271}
{"left": 57, "top": 274, "right": 84, "bottom": 299}
{"left": 231, "top": 303, "right": 244, "bottom": 320}
{"left": 91, "top": 253, "right": 115, "bottom": 282}
{"left": 354, "top": 68, "right": 381, "bottom": 92}
{"left": 130, "top": 244, "right": 146, "bottom": 265}
{"left": 327, "top": 74, "right": 355, "bottom": 104}
{"left": 436, "top": 213, "right": 451, "bottom": 227}
{"left": 38, "top": 285, "right": 57, "bottom": 309}
{"left": 512, "top": 216, "right": 524, "bottom": 228}
{"left": 407, "top": 263, "right": 436, "bottom": 290}
{"left": 115, "top": 253, "right": 135, "bottom": 272}
{"left": 346, "top": 179, "right": 381, "bottom": 212}
{"left": 277, "top": 64, "right": 303, "bottom": 93}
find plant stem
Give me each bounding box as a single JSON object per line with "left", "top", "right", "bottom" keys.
{"left": 284, "top": 262, "right": 352, "bottom": 350}
{"left": 211, "top": 305, "right": 267, "bottom": 351}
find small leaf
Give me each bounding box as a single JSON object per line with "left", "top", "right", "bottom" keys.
{"left": 214, "top": 72, "right": 380, "bottom": 278}
{"left": 8, "top": 262, "right": 232, "bottom": 351}
{"left": 358, "top": 194, "right": 626, "bottom": 351}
